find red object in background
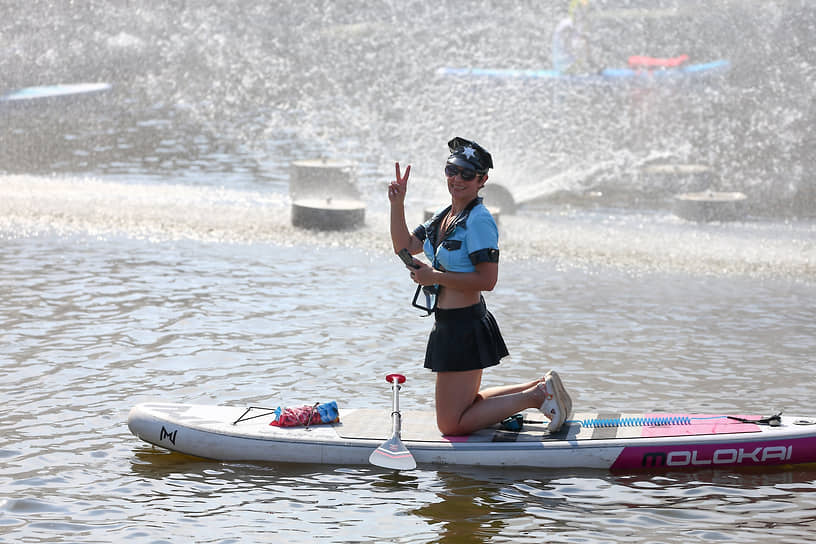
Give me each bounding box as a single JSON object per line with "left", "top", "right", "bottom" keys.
{"left": 628, "top": 54, "right": 690, "bottom": 69}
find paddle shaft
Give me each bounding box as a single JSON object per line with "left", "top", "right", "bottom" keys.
{"left": 390, "top": 376, "right": 402, "bottom": 437}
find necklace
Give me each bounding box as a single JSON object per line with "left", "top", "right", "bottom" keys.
{"left": 441, "top": 208, "right": 459, "bottom": 234}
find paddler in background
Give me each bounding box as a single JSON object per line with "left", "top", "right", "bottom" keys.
{"left": 552, "top": 0, "right": 594, "bottom": 73}
{"left": 388, "top": 137, "right": 574, "bottom": 436}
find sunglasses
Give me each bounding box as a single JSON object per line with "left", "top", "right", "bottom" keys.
{"left": 444, "top": 164, "right": 478, "bottom": 181}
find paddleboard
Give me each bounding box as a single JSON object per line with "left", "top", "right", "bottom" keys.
{"left": 0, "top": 82, "right": 112, "bottom": 102}
{"left": 436, "top": 59, "right": 730, "bottom": 84}
{"left": 128, "top": 403, "right": 816, "bottom": 471}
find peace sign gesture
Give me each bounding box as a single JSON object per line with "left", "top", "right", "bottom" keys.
{"left": 388, "top": 162, "right": 411, "bottom": 204}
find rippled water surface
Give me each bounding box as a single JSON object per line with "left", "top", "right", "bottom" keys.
{"left": 2, "top": 226, "right": 814, "bottom": 543}
{"left": 2, "top": 1, "right": 816, "bottom": 542}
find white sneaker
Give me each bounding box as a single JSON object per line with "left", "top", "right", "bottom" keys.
{"left": 539, "top": 370, "right": 573, "bottom": 433}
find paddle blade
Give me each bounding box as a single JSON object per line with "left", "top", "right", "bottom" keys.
{"left": 369, "top": 435, "right": 416, "bottom": 471}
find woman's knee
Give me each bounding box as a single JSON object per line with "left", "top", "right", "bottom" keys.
{"left": 434, "top": 369, "right": 482, "bottom": 435}
{"left": 436, "top": 413, "right": 467, "bottom": 436}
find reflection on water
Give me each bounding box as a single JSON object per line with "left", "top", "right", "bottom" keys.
{"left": 411, "top": 470, "right": 534, "bottom": 543}
{"left": 124, "top": 450, "right": 816, "bottom": 544}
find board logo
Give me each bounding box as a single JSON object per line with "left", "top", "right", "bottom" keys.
{"left": 642, "top": 445, "right": 792, "bottom": 467}
{"left": 160, "top": 426, "right": 178, "bottom": 445}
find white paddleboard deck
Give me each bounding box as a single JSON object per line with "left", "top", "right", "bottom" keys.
{"left": 129, "top": 403, "right": 816, "bottom": 471}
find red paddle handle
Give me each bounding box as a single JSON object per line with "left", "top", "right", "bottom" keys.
{"left": 385, "top": 373, "right": 406, "bottom": 384}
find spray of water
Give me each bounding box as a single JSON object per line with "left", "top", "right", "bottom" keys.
{"left": 1, "top": 1, "right": 814, "bottom": 267}
{"left": 2, "top": 1, "right": 813, "bottom": 215}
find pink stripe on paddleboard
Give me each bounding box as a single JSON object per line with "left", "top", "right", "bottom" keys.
{"left": 640, "top": 414, "right": 760, "bottom": 438}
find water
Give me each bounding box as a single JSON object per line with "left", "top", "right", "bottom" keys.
{"left": 2, "top": 1, "right": 816, "bottom": 543}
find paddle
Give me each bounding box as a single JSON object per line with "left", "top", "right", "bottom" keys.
{"left": 368, "top": 373, "right": 417, "bottom": 471}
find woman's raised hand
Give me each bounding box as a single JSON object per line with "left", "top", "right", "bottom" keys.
{"left": 388, "top": 162, "right": 411, "bottom": 204}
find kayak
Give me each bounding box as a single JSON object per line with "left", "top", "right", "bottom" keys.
{"left": 128, "top": 402, "right": 816, "bottom": 472}
{"left": 436, "top": 59, "right": 730, "bottom": 84}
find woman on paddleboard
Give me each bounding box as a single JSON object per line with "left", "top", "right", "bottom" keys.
{"left": 388, "top": 137, "right": 573, "bottom": 436}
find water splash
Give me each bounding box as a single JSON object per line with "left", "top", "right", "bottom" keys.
{"left": 1, "top": 1, "right": 814, "bottom": 217}
{"left": 1, "top": 174, "right": 812, "bottom": 282}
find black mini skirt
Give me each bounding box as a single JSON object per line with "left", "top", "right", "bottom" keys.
{"left": 424, "top": 297, "right": 509, "bottom": 372}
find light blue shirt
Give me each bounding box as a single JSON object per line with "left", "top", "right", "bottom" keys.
{"left": 412, "top": 198, "right": 499, "bottom": 273}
